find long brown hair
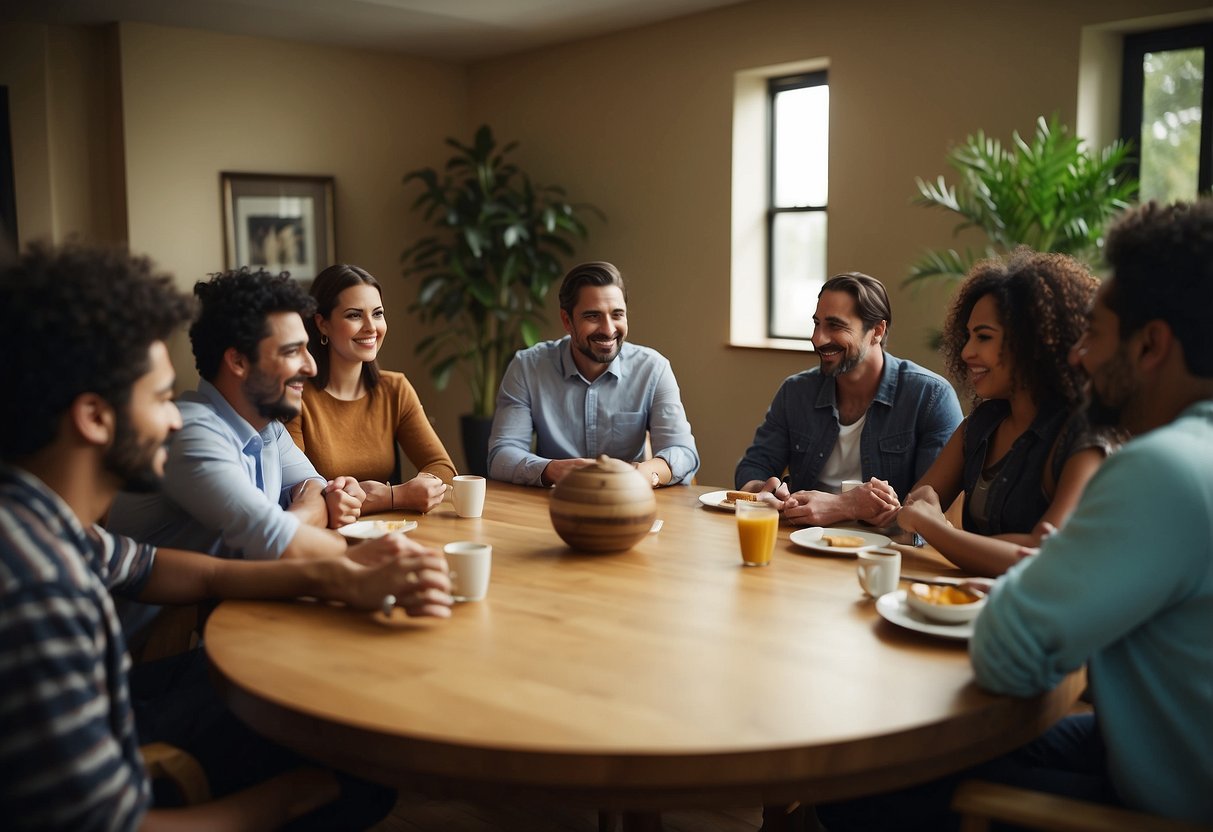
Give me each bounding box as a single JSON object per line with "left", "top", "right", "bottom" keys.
{"left": 305, "top": 264, "right": 384, "bottom": 393}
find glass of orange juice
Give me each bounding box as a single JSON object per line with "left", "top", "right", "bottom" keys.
{"left": 736, "top": 500, "right": 778, "bottom": 566}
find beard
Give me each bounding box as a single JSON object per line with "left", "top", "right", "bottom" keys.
{"left": 1084, "top": 346, "right": 1136, "bottom": 430}
{"left": 819, "top": 341, "right": 868, "bottom": 378}
{"left": 575, "top": 333, "right": 623, "bottom": 365}
{"left": 104, "top": 411, "right": 166, "bottom": 494}
{"left": 244, "top": 367, "right": 305, "bottom": 422}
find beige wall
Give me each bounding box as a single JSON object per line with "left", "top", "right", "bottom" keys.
{"left": 466, "top": 0, "right": 1207, "bottom": 486}
{"left": 115, "top": 22, "right": 468, "bottom": 389}
{"left": 4, "top": 0, "right": 1206, "bottom": 482}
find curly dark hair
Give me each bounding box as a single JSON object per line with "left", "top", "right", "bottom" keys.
{"left": 1104, "top": 199, "right": 1213, "bottom": 377}
{"left": 941, "top": 248, "right": 1099, "bottom": 407}
{"left": 0, "top": 243, "right": 195, "bottom": 460}
{"left": 190, "top": 269, "right": 316, "bottom": 381}
{"left": 306, "top": 264, "right": 383, "bottom": 393}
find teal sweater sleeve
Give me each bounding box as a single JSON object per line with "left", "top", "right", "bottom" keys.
{"left": 970, "top": 402, "right": 1213, "bottom": 822}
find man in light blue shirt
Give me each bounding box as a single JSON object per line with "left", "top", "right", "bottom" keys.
{"left": 818, "top": 199, "right": 1213, "bottom": 830}
{"left": 488, "top": 261, "right": 699, "bottom": 487}
{"left": 109, "top": 270, "right": 366, "bottom": 564}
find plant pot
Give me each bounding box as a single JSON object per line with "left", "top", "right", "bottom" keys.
{"left": 460, "top": 414, "right": 494, "bottom": 477}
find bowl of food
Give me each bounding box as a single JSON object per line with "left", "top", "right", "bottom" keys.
{"left": 906, "top": 582, "right": 987, "bottom": 624}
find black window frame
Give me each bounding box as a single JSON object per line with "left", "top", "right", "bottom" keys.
{"left": 766, "top": 70, "right": 828, "bottom": 341}
{"left": 1120, "top": 22, "right": 1213, "bottom": 197}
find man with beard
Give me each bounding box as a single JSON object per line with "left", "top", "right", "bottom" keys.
{"left": 0, "top": 244, "right": 451, "bottom": 830}
{"left": 107, "top": 269, "right": 372, "bottom": 636}
{"left": 109, "top": 270, "right": 364, "bottom": 556}
{"left": 488, "top": 261, "right": 699, "bottom": 486}
{"left": 735, "top": 272, "right": 961, "bottom": 526}
{"left": 818, "top": 200, "right": 1213, "bottom": 830}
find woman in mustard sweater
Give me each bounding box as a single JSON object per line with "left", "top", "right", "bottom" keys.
{"left": 288, "top": 264, "right": 456, "bottom": 513}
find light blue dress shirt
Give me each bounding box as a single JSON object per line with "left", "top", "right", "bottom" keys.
{"left": 487, "top": 338, "right": 699, "bottom": 486}
{"left": 107, "top": 380, "right": 325, "bottom": 561}
{"left": 970, "top": 400, "right": 1213, "bottom": 824}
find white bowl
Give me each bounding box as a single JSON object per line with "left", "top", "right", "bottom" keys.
{"left": 905, "top": 583, "right": 986, "bottom": 624}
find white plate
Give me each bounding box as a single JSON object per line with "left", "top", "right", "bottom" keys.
{"left": 338, "top": 519, "right": 418, "bottom": 539}
{"left": 875, "top": 591, "right": 974, "bottom": 640}
{"left": 698, "top": 490, "right": 737, "bottom": 512}
{"left": 788, "top": 526, "right": 890, "bottom": 555}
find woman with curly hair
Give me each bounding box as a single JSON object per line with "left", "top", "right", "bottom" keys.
{"left": 896, "top": 248, "right": 1116, "bottom": 576}
{"left": 286, "top": 264, "right": 456, "bottom": 514}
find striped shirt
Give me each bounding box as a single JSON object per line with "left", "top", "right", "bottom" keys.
{"left": 0, "top": 464, "right": 155, "bottom": 831}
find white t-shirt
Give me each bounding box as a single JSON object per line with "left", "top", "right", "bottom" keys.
{"left": 817, "top": 414, "right": 866, "bottom": 494}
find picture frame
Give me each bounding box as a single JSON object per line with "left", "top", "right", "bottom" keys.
{"left": 221, "top": 172, "right": 335, "bottom": 282}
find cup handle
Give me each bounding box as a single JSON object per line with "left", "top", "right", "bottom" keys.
{"left": 857, "top": 563, "right": 870, "bottom": 593}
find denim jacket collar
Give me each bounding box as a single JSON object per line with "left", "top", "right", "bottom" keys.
{"left": 813, "top": 353, "right": 901, "bottom": 412}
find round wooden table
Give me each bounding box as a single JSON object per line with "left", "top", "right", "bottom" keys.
{"left": 205, "top": 482, "right": 1082, "bottom": 810}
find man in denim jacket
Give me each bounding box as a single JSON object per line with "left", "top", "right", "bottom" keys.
{"left": 735, "top": 273, "right": 961, "bottom": 526}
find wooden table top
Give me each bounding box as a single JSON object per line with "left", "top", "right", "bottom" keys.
{"left": 205, "top": 481, "right": 1082, "bottom": 808}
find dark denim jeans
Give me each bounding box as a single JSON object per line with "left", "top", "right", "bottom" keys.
{"left": 815, "top": 714, "right": 1121, "bottom": 832}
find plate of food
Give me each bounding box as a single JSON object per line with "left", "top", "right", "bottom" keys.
{"left": 788, "top": 526, "right": 890, "bottom": 555}
{"left": 338, "top": 519, "right": 418, "bottom": 540}
{"left": 698, "top": 490, "right": 765, "bottom": 511}
{"left": 875, "top": 590, "right": 975, "bottom": 640}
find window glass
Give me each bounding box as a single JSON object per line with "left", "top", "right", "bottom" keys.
{"left": 769, "top": 73, "right": 828, "bottom": 340}
{"left": 770, "top": 212, "right": 827, "bottom": 338}
{"left": 1139, "top": 47, "right": 1204, "bottom": 202}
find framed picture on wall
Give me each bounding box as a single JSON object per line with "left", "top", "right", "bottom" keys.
{"left": 221, "top": 172, "right": 335, "bottom": 281}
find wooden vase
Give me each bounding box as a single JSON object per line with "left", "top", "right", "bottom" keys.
{"left": 549, "top": 455, "right": 657, "bottom": 553}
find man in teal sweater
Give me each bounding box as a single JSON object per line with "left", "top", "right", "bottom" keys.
{"left": 969, "top": 198, "right": 1213, "bottom": 824}
{"left": 818, "top": 199, "right": 1213, "bottom": 830}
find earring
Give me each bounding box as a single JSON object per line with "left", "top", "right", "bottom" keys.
{"left": 320, "top": 335, "right": 329, "bottom": 346}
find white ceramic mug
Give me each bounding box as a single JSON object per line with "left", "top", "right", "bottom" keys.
{"left": 857, "top": 547, "right": 901, "bottom": 598}
{"left": 443, "top": 541, "right": 492, "bottom": 601}
{"left": 453, "top": 475, "right": 486, "bottom": 518}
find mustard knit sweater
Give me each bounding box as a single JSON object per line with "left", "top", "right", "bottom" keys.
{"left": 286, "top": 371, "right": 456, "bottom": 483}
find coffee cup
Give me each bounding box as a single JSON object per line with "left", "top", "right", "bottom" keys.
{"left": 453, "top": 475, "right": 486, "bottom": 518}
{"left": 840, "top": 479, "right": 864, "bottom": 493}
{"left": 443, "top": 541, "right": 492, "bottom": 601}
{"left": 857, "top": 547, "right": 900, "bottom": 598}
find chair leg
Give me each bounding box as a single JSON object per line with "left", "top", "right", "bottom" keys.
{"left": 761, "top": 802, "right": 809, "bottom": 831}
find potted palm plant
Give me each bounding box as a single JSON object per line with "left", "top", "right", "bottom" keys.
{"left": 907, "top": 115, "right": 1138, "bottom": 287}
{"left": 402, "top": 125, "right": 599, "bottom": 475}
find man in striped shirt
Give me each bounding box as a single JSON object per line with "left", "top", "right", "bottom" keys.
{"left": 0, "top": 244, "right": 452, "bottom": 830}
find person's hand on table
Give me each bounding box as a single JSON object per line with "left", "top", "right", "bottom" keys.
{"left": 782, "top": 479, "right": 900, "bottom": 526}
{"left": 895, "top": 498, "right": 946, "bottom": 535}
{"left": 542, "top": 458, "right": 594, "bottom": 486}
{"left": 323, "top": 476, "right": 364, "bottom": 528}
{"left": 855, "top": 478, "right": 902, "bottom": 527}
{"left": 397, "top": 473, "right": 449, "bottom": 513}
{"left": 341, "top": 534, "right": 452, "bottom": 618}
{"left": 740, "top": 477, "right": 791, "bottom": 503}
{"left": 902, "top": 484, "right": 941, "bottom": 511}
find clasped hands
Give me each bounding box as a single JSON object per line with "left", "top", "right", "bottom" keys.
{"left": 742, "top": 476, "right": 901, "bottom": 527}
{"left": 342, "top": 533, "right": 453, "bottom": 618}
{"left": 290, "top": 476, "right": 366, "bottom": 528}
